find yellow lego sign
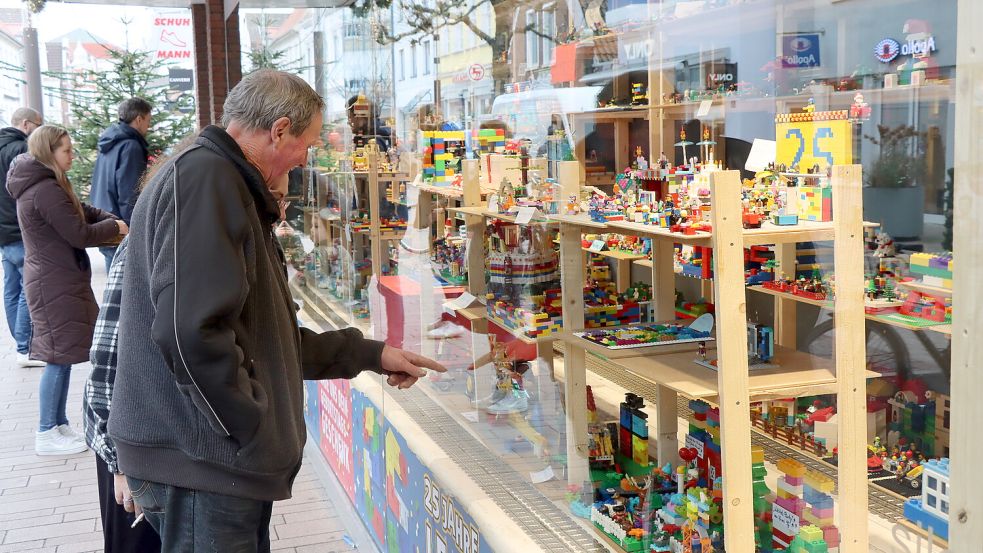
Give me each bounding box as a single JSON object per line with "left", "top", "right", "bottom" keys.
{"left": 775, "top": 111, "right": 853, "bottom": 170}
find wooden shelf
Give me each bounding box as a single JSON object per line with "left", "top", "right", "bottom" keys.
{"left": 611, "top": 345, "right": 878, "bottom": 402}
{"left": 748, "top": 285, "right": 952, "bottom": 335}
{"left": 557, "top": 329, "right": 716, "bottom": 360}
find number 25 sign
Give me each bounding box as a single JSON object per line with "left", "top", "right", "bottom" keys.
{"left": 775, "top": 111, "right": 853, "bottom": 170}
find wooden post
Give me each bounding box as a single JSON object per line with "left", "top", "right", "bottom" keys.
{"left": 367, "top": 153, "right": 384, "bottom": 278}
{"left": 773, "top": 243, "right": 798, "bottom": 347}
{"left": 949, "top": 0, "right": 983, "bottom": 544}
{"left": 462, "top": 159, "right": 481, "bottom": 208}
{"left": 831, "top": 165, "right": 869, "bottom": 553}
{"left": 709, "top": 170, "right": 754, "bottom": 551}
{"left": 614, "top": 120, "right": 630, "bottom": 173}
{"left": 574, "top": 116, "right": 587, "bottom": 183}
{"left": 559, "top": 223, "right": 589, "bottom": 486}
{"left": 650, "top": 239, "right": 676, "bottom": 321}
{"left": 557, "top": 160, "right": 581, "bottom": 200}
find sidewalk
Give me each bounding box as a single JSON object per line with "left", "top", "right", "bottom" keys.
{"left": 0, "top": 250, "right": 359, "bottom": 552}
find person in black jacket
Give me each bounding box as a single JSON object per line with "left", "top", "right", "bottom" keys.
{"left": 108, "top": 69, "right": 445, "bottom": 552}
{"left": 90, "top": 98, "right": 151, "bottom": 272}
{"left": 0, "top": 107, "right": 44, "bottom": 367}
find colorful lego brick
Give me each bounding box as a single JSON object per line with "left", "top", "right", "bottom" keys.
{"left": 777, "top": 458, "right": 807, "bottom": 478}
{"left": 804, "top": 471, "right": 835, "bottom": 494}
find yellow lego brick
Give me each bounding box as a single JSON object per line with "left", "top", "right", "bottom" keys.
{"left": 777, "top": 458, "right": 806, "bottom": 478}
{"left": 777, "top": 489, "right": 797, "bottom": 500}
{"left": 799, "top": 525, "right": 825, "bottom": 542}
{"left": 805, "top": 470, "right": 835, "bottom": 494}
{"left": 751, "top": 446, "right": 765, "bottom": 464}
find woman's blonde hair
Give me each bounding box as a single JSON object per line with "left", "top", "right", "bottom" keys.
{"left": 27, "top": 125, "right": 83, "bottom": 218}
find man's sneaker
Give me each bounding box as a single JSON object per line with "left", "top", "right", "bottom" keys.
{"left": 16, "top": 354, "right": 44, "bottom": 367}
{"left": 57, "top": 424, "right": 82, "bottom": 442}
{"left": 35, "top": 428, "right": 88, "bottom": 456}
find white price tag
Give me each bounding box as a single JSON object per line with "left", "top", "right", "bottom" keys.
{"left": 696, "top": 99, "right": 713, "bottom": 117}
{"left": 442, "top": 292, "right": 477, "bottom": 315}
{"left": 588, "top": 239, "right": 606, "bottom": 253}
{"left": 514, "top": 206, "right": 537, "bottom": 225}
{"left": 745, "top": 138, "right": 777, "bottom": 172}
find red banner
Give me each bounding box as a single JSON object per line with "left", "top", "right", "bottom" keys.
{"left": 319, "top": 379, "right": 355, "bottom": 500}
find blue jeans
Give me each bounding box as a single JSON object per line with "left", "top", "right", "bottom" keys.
{"left": 39, "top": 363, "right": 71, "bottom": 431}
{"left": 127, "top": 477, "right": 273, "bottom": 553}
{"left": 1, "top": 241, "right": 31, "bottom": 354}
{"left": 99, "top": 246, "right": 118, "bottom": 274}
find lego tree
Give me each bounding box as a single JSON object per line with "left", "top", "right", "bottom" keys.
{"left": 751, "top": 446, "right": 775, "bottom": 552}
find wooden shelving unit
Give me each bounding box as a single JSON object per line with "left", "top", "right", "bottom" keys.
{"left": 546, "top": 167, "right": 871, "bottom": 552}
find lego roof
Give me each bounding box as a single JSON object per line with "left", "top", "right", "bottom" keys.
{"left": 923, "top": 458, "right": 950, "bottom": 478}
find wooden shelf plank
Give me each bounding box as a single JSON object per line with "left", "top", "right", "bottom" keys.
{"left": 747, "top": 285, "right": 952, "bottom": 335}
{"left": 608, "top": 345, "right": 876, "bottom": 402}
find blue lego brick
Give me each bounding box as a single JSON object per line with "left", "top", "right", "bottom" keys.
{"left": 904, "top": 499, "right": 948, "bottom": 541}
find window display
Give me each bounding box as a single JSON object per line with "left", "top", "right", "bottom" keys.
{"left": 244, "top": 0, "right": 977, "bottom": 550}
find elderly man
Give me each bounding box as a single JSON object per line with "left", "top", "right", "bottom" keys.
{"left": 108, "top": 70, "right": 444, "bottom": 551}
{"left": 0, "top": 107, "right": 44, "bottom": 367}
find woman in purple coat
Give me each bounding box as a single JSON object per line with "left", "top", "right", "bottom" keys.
{"left": 6, "top": 125, "right": 128, "bottom": 456}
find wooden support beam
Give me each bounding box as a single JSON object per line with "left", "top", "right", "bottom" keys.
{"left": 614, "top": 120, "right": 631, "bottom": 174}
{"left": 773, "top": 243, "right": 798, "bottom": 348}
{"left": 831, "top": 165, "right": 869, "bottom": 553}
{"left": 559, "top": 223, "right": 589, "bottom": 486}
{"left": 367, "top": 153, "right": 384, "bottom": 277}
{"left": 949, "top": 0, "right": 983, "bottom": 544}
{"left": 709, "top": 170, "right": 754, "bottom": 551}
{"left": 651, "top": 239, "right": 676, "bottom": 321}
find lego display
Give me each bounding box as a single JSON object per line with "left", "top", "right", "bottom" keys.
{"left": 573, "top": 314, "right": 715, "bottom": 351}
{"left": 903, "top": 458, "right": 950, "bottom": 542}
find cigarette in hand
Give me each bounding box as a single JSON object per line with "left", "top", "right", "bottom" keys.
{"left": 131, "top": 513, "right": 145, "bottom": 528}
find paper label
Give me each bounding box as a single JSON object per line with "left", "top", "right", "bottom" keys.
{"left": 442, "top": 292, "right": 477, "bottom": 315}
{"left": 745, "top": 138, "right": 777, "bottom": 172}
{"left": 514, "top": 206, "right": 537, "bottom": 225}
{"left": 588, "top": 239, "right": 606, "bottom": 253}
{"left": 696, "top": 99, "right": 713, "bottom": 117}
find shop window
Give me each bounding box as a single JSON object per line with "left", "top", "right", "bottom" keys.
{"left": 423, "top": 40, "right": 431, "bottom": 75}
{"left": 398, "top": 49, "right": 405, "bottom": 81}
{"left": 525, "top": 10, "right": 539, "bottom": 68}
{"left": 411, "top": 43, "right": 418, "bottom": 78}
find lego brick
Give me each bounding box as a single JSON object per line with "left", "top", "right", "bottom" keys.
{"left": 777, "top": 458, "right": 807, "bottom": 478}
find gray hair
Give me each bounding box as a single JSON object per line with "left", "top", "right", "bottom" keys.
{"left": 222, "top": 69, "right": 324, "bottom": 136}
{"left": 118, "top": 98, "right": 152, "bottom": 123}
{"left": 10, "top": 107, "right": 40, "bottom": 126}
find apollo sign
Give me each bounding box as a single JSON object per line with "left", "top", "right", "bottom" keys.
{"left": 875, "top": 35, "right": 936, "bottom": 63}
{"left": 782, "top": 34, "right": 821, "bottom": 68}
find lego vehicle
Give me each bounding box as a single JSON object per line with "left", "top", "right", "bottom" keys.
{"left": 742, "top": 209, "right": 765, "bottom": 229}
{"left": 902, "top": 463, "right": 924, "bottom": 490}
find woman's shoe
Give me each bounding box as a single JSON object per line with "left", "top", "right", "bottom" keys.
{"left": 35, "top": 428, "right": 87, "bottom": 456}
{"left": 57, "top": 424, "right": 82, "bottom": 442}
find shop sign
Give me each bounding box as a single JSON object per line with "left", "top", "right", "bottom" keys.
{"left": 468, "top": 63, "right": 485, "bottom": 81}
{"left": 874, "top": 35, "right": 936, "bottom": 63}
{"left": 153, "top": 10, "right": 193, "bottom": 63}
{"left": 781, "top": 33, "right": 821, "bottom": 68}
{"left": 168, "top": 68, "right": 193, "bottom": 92}
{"left": 703, "top": 62, "right": 737, "bottom": 89}
{"left": 620, "top": 38, "right": 656, "bottom": 64}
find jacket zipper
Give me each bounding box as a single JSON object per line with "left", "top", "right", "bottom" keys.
{"left": 172, "top": 165, "right": 232, "bottom": 438}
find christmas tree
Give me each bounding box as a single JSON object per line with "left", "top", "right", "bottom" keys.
{"left": 46, "top": 47, "right": 195, "bottom": 200}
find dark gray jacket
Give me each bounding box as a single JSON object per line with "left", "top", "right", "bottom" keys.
{"left": 0, "top": 127, "right": 29, "bottom": 245}
{"left": 108, "top": 126, "right": 385, "bottom": 501}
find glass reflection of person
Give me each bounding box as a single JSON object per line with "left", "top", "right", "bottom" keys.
{"left": 346, "top": 94, "right": 392, "bottom": 152}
